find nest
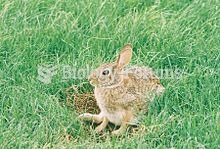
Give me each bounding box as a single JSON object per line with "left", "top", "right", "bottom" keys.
{"left": 65, "top": 84, "right": 100, "bottom": 114}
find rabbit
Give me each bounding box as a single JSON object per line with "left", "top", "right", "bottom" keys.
{"left": 79, "top": 44, "right": 165, "bottom": 135}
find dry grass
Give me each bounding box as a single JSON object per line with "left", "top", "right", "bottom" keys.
{"left": 65, "top": 85, "right": 100, "bottom": 115}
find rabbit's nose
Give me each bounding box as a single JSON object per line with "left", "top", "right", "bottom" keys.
{"left": 88, "top": 75, "right": 92, "bottom": 81}
{"left": 88, "top": 71, "right": 98, "bottom": 81}
{"left": 88, "top": 73, "right": 95, "bottom": 81}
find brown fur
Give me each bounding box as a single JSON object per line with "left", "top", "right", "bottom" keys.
{"left": 79, "top": 44, "right": 165, "bottom": 135}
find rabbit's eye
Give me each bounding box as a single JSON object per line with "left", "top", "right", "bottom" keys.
{"left": 102, "top": 70, "right": 109, "bottom": 75}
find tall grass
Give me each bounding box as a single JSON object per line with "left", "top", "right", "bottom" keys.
{"left": 0, "top": 0, "right": 219, "bottom": 148}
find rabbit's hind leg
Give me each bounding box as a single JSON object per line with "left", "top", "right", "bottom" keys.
{"left": 79, "top": 113, "right": 103, "bottom": 124}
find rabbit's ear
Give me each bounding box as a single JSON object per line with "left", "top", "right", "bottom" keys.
{"left": 116, "top": 44, "right": 132, "bottom": 69}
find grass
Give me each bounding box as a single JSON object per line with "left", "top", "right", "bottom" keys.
{"left": 0, "top": 0, "right": 220, "bottom": 148}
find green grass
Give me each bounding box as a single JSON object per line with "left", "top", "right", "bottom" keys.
{"left": 0, "top": 0, "right": 220, "bottom": 148}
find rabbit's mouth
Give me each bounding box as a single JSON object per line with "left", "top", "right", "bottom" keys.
{"left": 89, "top": 79, "right": 98, "bottom": 86}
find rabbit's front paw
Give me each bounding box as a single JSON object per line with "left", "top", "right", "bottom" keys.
{"left": 112, "top": 122, "right": 127, "bottom": 136}
{"left": 95, "top": 117, "right": 108, "bottom": 133}
{"left": 112, "top": 129, "right": 123, "bottom": 136}
{"left": 95, "top": 125, "right": 105, "bottom": 133}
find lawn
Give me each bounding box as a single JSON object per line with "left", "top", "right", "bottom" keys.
{"left": 0, "top": 0, "right": 220, "bottom": 148}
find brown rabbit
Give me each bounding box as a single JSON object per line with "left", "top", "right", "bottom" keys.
{"left": 79, "top": 44, "right": 165, "bottom": 135}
